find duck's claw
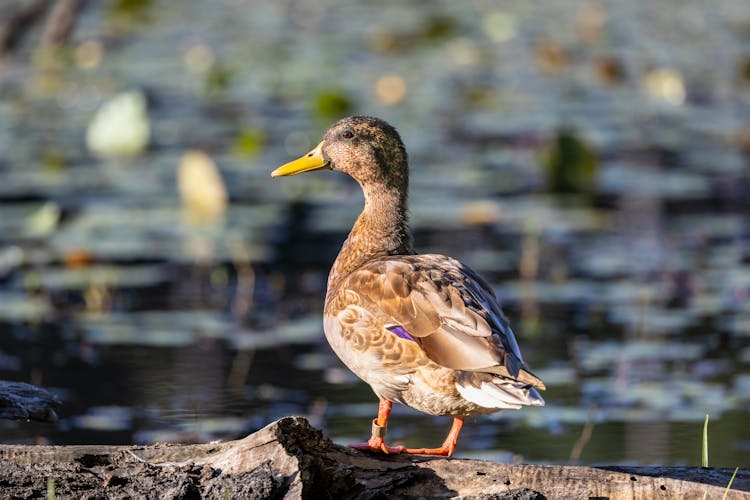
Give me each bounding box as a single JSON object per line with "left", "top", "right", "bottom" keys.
{"left": 402, "top": 417, "right": 463, "bottom": 457}
{"left": 403, "top": 444, "right": 455, "bottom": 456}
{"left": 348, "top": 437, "right": 406, "bottom": 454}
{"left": 349, "top": 409, "right": 464, "bottom": 457}
{"left": 348, "top": 413, "right": 406, "bottom": 454}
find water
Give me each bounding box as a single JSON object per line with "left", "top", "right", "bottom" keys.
{"left": 0, "top": 0, "right": 749, "bottom": 466}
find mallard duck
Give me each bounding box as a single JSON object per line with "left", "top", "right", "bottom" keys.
{"left": 272, "top": 116, "right": 545, "bottom": 456}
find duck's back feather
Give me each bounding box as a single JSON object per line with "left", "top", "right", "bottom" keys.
{"left": 328, "top": 254, "right": 545, "bottom": 392}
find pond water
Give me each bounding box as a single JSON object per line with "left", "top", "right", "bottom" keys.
{"left": 0, "top": 0, "right": 749, "bottom": 466}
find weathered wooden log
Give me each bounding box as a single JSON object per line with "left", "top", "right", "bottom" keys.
{"left": 0, "top": 380, "right": 61, "bottom": 422}
{"left": 0, "top": 416, "right": 747, "bottom": 499}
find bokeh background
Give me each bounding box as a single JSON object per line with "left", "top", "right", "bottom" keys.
{"left": 1, "top": 0, "right": 749, "bottom": 466}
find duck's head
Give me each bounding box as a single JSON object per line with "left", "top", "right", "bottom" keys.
{"left": 272, "top": 116, "right": 408, "bottom": 191}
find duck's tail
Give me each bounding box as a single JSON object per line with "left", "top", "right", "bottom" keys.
{"left": 455, "top": 372, "right": 545, "bottom": 410}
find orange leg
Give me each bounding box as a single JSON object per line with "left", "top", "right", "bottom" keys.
{"left": 348, "top": 399, "right": 464, "bottom": 457}
{"left": 405, "top": 417, "right": 463, "bottom": 457}
{"left": 348, "top": 399, "right": 406, "bottom": 454}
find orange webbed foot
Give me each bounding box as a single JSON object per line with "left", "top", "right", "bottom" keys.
{"left": 403, "top": 417, "right": 463, "bottom": 457}
{"left": 403, "top": 444, "right": 455, "bottom": 457}
{"left": 348, "top": 402, "right": 463, "bottom": 457}
{"left": 348, "top": 441, "right": 455, "bottom": 456}
{"left": 348, "top": 436, "right": 406, "bottom": 454}
{"left": 348, "top": 409, "right": 406, "bottom": 454}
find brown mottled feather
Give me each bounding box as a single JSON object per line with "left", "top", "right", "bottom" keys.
{"left": 280, "top": 116, "right": 544, "bottom": 418}
{"left": 331, "top": 254, "right": 545, "bottom": 390}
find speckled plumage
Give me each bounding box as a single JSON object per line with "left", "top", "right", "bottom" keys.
{"left": 273, "top": 116, "right": 544, "bottom": 455}
{"left": 325, "top": 253, "right": 544, "bottom": 417}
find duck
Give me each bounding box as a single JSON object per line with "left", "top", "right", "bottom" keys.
{"left": 272, "top": 116, "right": 545, "bottom": 457}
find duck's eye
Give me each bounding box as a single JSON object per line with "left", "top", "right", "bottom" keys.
{"left": 342, "top": 130, "right": 354, "bottom": 139}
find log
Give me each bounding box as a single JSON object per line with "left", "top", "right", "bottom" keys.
{"left": 0, "top": 380, "right": 61, "bottom": 422}
{"left": 0, "top": 416, "right": 747, "bottom": 499}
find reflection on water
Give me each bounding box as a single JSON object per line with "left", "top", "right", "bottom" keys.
{"left": 0, "top": 0, "right": 749, "bottom": 467}
{"left": 2, "top": 304, "right": 748, "bottom": 465}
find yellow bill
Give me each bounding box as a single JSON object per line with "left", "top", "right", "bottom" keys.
{"left": 271, "top": 141, "right": 328, "bottom": 177}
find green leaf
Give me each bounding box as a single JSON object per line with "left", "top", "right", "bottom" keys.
{"left": 543, "top": 128, "right": 598, "bottom": 196}
{"left": 722, "top": 467, "right": 740, "bottom": 500}
{"left": 701, "top": 414, "right": 709, "bottom": 468}
{"left": 47, "top": 477, "right": 55, "bottom": 500}
{"left": 313, "top": 89, "right": 354, "bottom": 121}
{"left": 233, "top": 128, "right": 265, "bottom": 157}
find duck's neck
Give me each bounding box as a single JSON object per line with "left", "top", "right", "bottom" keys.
{"left": 328, "top": 185, "right": 413, "bottom": 291}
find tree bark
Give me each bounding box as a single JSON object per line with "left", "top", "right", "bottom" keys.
{"left": 0, "top": 416, "right": 747, "bottom": 499}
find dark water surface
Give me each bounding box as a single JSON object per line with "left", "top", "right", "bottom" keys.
{"left": 1, "top": 0, "right": 749, "bottom": 466}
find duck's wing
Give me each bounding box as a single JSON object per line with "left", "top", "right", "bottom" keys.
{"left": 338, "top": 254, "right": 545, "bottom": 391}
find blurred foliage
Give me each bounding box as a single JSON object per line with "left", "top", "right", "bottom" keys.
{"left": 312, "top": 89, "right": 354, "bottom": 121}
{"left": 204, "top": 64, "right": 235, "bottom": 97}
{"left": 643, "top": 68, "right": 686, "bottom": 106}
{"left": 111, "top": 0, "right": 154, "bottom": 23}
{"left": 369, "top": 14, "right": 459, "bottom": 54}
{"left": 460, "top": 85, "right": 496, "bottom": 108}
{"left": 739, "top": 55, "right": 750, "bottom": 85}
{"left": 535, "top": 40, "right": 569, "bottom": 74}
{"left": 86, "top": 90, "right": 150, "bottom": 158}
{"left": 422, "top": 14, "right": 459, "bottom": 41}
{"left": 41, "top": 149, "right": 66, "bottom": 174}
{"left": 178, "top": 150, "right": 228, "bottom": 222}
{"left": 543, "top": 128, "right": 598, "bottom": 196}
{"left": 233, "top": 127, "right": 265, "bottom": 158}
{"left": 31, "top": 46, "right": 75, "bottom": 95}
{"left": 26, "top": 202, "right": 61, "bottom": 238}
{"left": 594, "top": 57, "right": 626, "bottom": 86}
{"left": 32, "top": 45, "right": 73, "bottom": 72}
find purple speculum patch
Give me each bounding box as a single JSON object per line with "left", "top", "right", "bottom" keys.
{"left": 386, "top": 325, "right": 416, "bottom": 342}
